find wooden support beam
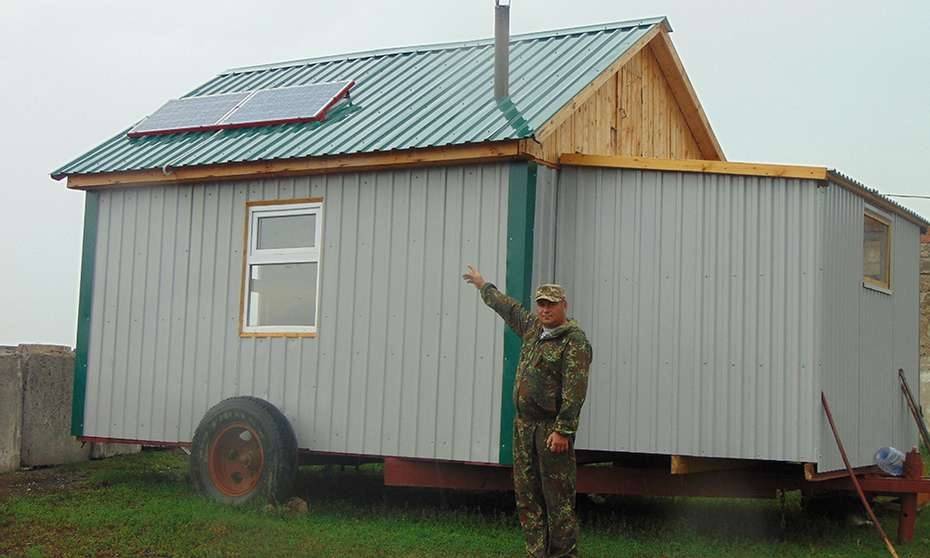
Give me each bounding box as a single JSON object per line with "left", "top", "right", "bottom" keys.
{"left": 518, "top": 139, "right": 559, "bottom": 168}
{"left": 803, "top": 462, "right": 884, "bottom": 481}
{"left": 671, "top": 455, "right": 763, "bottom": 475}
{"left": 65, "top": 141, "right": 524, "bottom": 189}
{"left": 561, "top": 153, "right": 827, "bottom": 180}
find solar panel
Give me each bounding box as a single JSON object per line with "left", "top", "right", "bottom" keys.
{"left": 128, "top": 92, "right": 250, "bottom": 137}
{"left": 220, "top": 81, "right": 354, "bottom": 127}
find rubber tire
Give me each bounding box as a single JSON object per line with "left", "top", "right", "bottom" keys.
{"left": 191, "top": 396, "right": 298, "bottom": 506}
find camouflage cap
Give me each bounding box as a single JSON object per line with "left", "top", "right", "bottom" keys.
{"left": 534, "top": 283, "right": 566, "bottom": 303}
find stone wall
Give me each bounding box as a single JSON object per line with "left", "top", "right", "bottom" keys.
{"left": 921, "top": 232, "right": 930, "bottom": 426}
{"left": 0, "top": 344, "right": 139, "bottom": 473}
{"left": 0, "top": 347, "right": 23, "bottom": 472}
{"left": 19, "top": 345, "right": 90, "bottom": 466}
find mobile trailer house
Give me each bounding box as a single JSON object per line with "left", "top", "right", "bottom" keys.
{"left": 54, "top": 14, "right": 928, "bottom": 509}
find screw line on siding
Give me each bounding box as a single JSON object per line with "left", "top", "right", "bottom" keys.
{"left": 653, "top": 172, "right": 664, "bottom": 450}
{"left": 232, "top": 185, "right": 247, "bottom": 402}
{"left": 414, "top": 171, "right": 430, "bottom": 456}
{"left": 190, "top": 188, "right": 210, "bottom": 439}
{"left": 467, "top": 168, "right": 481, "bottom": 458}
{"left": 698, "top": 175, "right": 709, "bottom": 454}
{"left": 450, "top": 169, "right": 465, "bottom": 459}
{"left": 100, "top": 192, "right": 120, "bottom": 437}
{"left": 217, "top": 186, "right": 233, "bottom": 405}
{"left": 376, "top": 172, "right": 396, "bottom": 454}
{"left": 492, "top": 167, "right": 504, "bottom": 461}
{"left": 120, "top": 191, "right": 139, "bottom": 438}
{"left": 89, "top": 195, "right": 110, "bottom": 436}
{"left": 608, "top": 170, "right": 620, "bottom": 448}
{"left": 395, "top": 173, "right": 411, "bottom": 456}
{"left": 432, "top": 168, "right": 449, "bottom": 458}
{"left": 158, "top": 190, "right": 178, "bottom": 439}
{"left": 204, "top": 185, "right": 222, "bottom": 436}
{"left": 673, "top": 173, "right": 683, "bottom": 451}
{"left": 344, "top": 175, "right": 362, "bottom": 451}
{"left": 726, "top": 176, "right": 735, "bottom": 455}
{"left": 796, "top": 182, "right": 804, "bottom": 458}
{"left": 132, "top": 189, "right": 154, "bottom": 439}
{"left": 172, "top": 189, "right": 190, "bottom": 440}
{"left": 473, "top": 167, "right": 488, "bottom": 458}
{"left": 144, "top": 189, "right": 166, "bottom": 440}
{"left": 359, "top": 173, "right": 377, "bottom": 453}
{"left": 744, "top": 178, "right": 752, "bottom": 454}
{"left": 326, "top": 175, "right": 346, "bottom": 449}
{"left": 768, "top": 186, "right": 777, "bottom": 456}
{"left": 109, "top": 192, "right": 130, "bottom": 438}
{"left": 344, "top": 175, "right": 362, "bottom": 452}
{"left": 632, "top": 171, "right": 643, "bottom": 449}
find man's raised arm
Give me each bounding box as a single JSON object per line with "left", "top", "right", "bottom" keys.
{"left": 462, "top": 265, "right": 535, "bottom": 337}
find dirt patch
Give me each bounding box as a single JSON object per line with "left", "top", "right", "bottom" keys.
{"left": 0, "top": 465, "right": 91, "bottom": 501}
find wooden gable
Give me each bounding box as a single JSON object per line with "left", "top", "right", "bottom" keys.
{"left": 523, "top": 29, "right": 725, "bottom": 165}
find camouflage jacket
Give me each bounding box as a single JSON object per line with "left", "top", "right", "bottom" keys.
{"left": 480, "top": 283, "right": 593, "bottom": 435}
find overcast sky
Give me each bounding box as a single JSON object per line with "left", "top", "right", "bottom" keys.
{"left": 2, "top": 0, "right": 928, "bottom": 347}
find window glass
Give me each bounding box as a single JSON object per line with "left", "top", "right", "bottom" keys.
{"left": 257, "top": 214, "right": 316, "bottom": 250}
{"left": 863, "top": 213, "right": 890, "bottom": 288}
{"left": 247, "top": 263, "right": 318, "bottom": 327}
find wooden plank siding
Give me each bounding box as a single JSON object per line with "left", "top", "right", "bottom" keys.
{"left": 534, "top": 43, "right": 707, "bottom": 163}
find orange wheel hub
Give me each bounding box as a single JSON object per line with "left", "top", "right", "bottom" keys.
{"left": 208, "top": 422, "right": 265, "bottom": 497}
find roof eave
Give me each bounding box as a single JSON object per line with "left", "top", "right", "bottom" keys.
{"left": 826, "top": 170, "right": 930, "bottom": 231}
{"left": 61, "top": 140, "right": 532, "bottom": 190}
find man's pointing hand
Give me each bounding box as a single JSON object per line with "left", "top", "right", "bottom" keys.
{"left": 462, "top": 265, "right": 486, "bottom": 289}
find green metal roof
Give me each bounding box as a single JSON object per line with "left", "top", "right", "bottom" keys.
{"left": 53, "top": 17, "right": 667, "bottom": 178}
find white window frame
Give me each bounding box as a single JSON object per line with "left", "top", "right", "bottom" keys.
{"left": 241, "top": 200, "right": 323, "bottom": 336}
{"left": 862, "top": 206, "right": 893, "bottom": 295}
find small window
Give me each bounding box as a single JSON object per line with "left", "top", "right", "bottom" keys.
{"left": 242, "top": 199, "right": 322, "bottom": 336}
{"left": 863, "top": 210, "right": 891, "bottom": 291}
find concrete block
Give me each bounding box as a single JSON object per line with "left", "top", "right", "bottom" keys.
{"left": 19, "top": 344, "right": 89, "bottom": 466}
{"left": 90, "top": 442, "right": 141, "bottom": 459}
{"left": 0, "top": 346, "right": 22, "bottom": 473}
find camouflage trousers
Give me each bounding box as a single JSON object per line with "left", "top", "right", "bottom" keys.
{"left": 513, "top": 417, "right": 578, "bottom": 558}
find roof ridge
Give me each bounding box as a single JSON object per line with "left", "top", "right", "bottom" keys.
{"left": 222, "top": 16, "right": 668, "bottom": 75}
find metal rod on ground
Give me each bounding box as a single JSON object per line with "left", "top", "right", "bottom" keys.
{"left": 821, "top": 392, "right": 900, "bottom": 558}
{"left": 898, "top": 368, "right": 930, "bottom": 451}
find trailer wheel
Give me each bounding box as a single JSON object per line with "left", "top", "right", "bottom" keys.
{"left": 191, "top": 397, "right": 297, "bottom": 506}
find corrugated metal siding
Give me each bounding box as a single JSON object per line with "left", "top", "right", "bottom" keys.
{"left": 819, "top": 183, "right": 920, "bottom": 471}
{"left": 532, "top": 165, "right": 558, "bottom": 286}
{"left": 54, "top": 19, "right": 663, "bottom": 177}
{"left": 891, "top": 215, "right": 920, "bottom": 455}
{"left": 83, "top": 163, "right": 509, "bottom": 463}
{"left": 556, "top": 167, "right": 820, "bottom": 462}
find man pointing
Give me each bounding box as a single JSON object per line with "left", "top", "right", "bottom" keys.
{"left": 463, "top": 265, "right": 592, "bottom": 558}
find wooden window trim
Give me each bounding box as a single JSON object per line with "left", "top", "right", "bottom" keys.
{"left": 239, "top": 197, "right": 324, "bottom": 338}
{"left": 862, "top": 208, "right": 892, "bottom": 294}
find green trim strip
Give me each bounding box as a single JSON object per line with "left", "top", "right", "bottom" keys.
{"left": 499, "top": 161, "right": 537, "bottom": 464}
{"left": 71, "top": 191, "right": 99, "bottom": 436}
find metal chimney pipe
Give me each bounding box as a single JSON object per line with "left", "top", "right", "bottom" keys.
{"left": 494, "top": 0, "right": 510, "bottom": 99}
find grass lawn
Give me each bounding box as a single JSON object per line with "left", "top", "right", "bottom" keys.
{"left": 0, "top": 448, "right": 927, "bottom": 557}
